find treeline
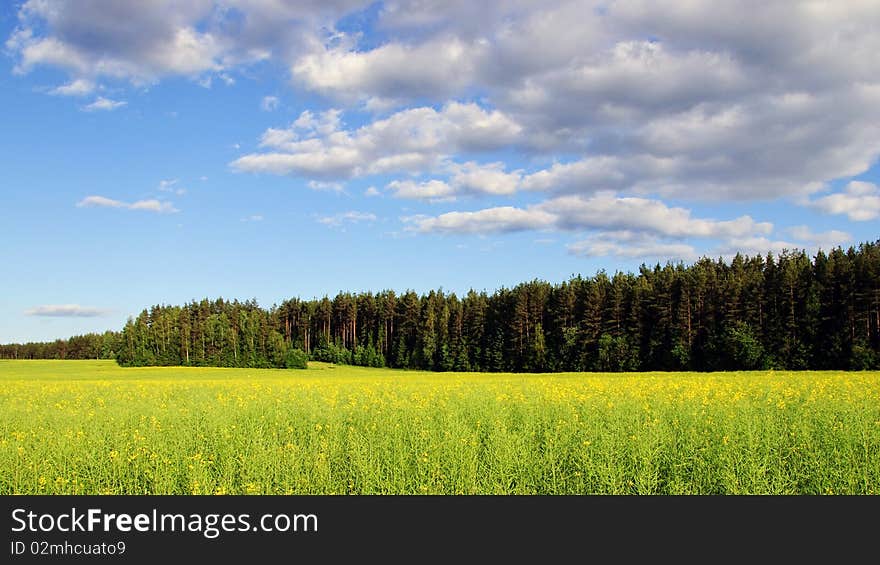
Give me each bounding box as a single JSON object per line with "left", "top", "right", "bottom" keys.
{"left": 0, "top": 331, "right": 119, "bottom": 361}
{"left": 3, "top": 242, "right": 879, "bottom": 371}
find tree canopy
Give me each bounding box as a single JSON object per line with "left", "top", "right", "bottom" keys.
{"left": 3, "top": 242, "right": 879, "bottom": 372}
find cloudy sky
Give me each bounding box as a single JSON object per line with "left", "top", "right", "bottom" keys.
{"left": 2, "top": 0, "right": 879, "bottom": 342}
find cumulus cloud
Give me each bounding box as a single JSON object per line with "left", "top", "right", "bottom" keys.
{"left": 10, "top": 0, "right": 880, "bottom": 262}
{"left": 786, "top": 226, "right": 851, "bottom": 249}
{"left": 394, "top": 87, "right": 880, "bottom": 201}
{"left": 9, "top": 5, "right": 222, "bottom": 80}
{"left": 387, "top": 179, "right": 457, "bottom": 202}
{"left": 447, "top": 162, "right": 522, "bottom": 196}
{"left": 412, "top": 193, "right": 772, "bottom": 239}
{"left": 571, "top": 229, "right": 845, "bottom": 263}
{"left": 261, "top": 95, "right": 280, "bottom": 111}
{"left": 808, "top": 181, "right": 880, "bottom": 221}
{"left": 13, "top": 1, "right": 880, "bottom": 205}
{"left": 544, "top": 194, "right": 773, "bottom": 238}
{"left": 284, "top": 1, "right": 880, "bottom": 202}
{"left": 6, "top": 0, "right": 371, "bottom": 84}
{"left": 76, "top": 195, "right": 178, "bottom": 213}
{"left": 568, "top": 232, "right": 698, "bottom": 261}
{"left": 407, "top": 191, "right": 805, "bottom": 261}
{"left": 292, "top": 36, "right": 485, "bottom": 103}
{"left": 81, "top": 97, "right": 126, "bottom": 112}
{"left": 25, "top": 304, "right": 110, "bottom": 317}
{"left": 412, "top": 206, "right": 556, "bottom": 234}
{"left": 232, "top": 103, "right": 522, "bottom": 180}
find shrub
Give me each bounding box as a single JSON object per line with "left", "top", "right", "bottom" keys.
{"left": 284, "top": 348, "right": 309, "bottom": 369}
{"left": 311, "top": 342, "right": 352, "bottom": 365}
{"left": 722, "top": 321, "right": 766, "bottom": 370}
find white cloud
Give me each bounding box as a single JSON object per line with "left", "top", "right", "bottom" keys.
{"left": 240, "top": 215, "right": 264, "bottom": 222}
{"left": 76, "top": 195, "right": 126, "bottom": 209}
{"left": 232, "top": 102, "right": 522, "bottom": 180}
{"left": 10, "top": 0, "right": 880, "bottom": 243}
{"left": 364, "top": 186, "right": 381, "bottom": 197}
{"left": 410, "top": 192, "right": 788, "bottom": 260}
{"left": 787, "top": 225, "right": 851, "bottom": 249}
{"left": 292, "top": 109, "right": 343, "bottom": 136}
{"left": 317, "top": 211, "right": 377, "bottom": 227}
{"left": 387, "top": 179, "right": 456, "bottom": 202}
{"left": 261, "top": 95, "right": 280, "bottom": 111}
{"left": 412, "top": 193, "right": 771, "bottom": 239}
{"left": 411, "top": 206, "right": 556, "bottom": 234}
{"left": 25, "top": 304, "right": 110, "bottom": 317}
{"left": 543, "top": 194, "right": 773, "bottom": 238}
{"left": 568, "top": 233, "right": 697, "bottom": 261}
{"left": 386, "top": 159, "right": 616, "bottom": 202}
{"left": 10, "top": 2, "right": 241, "bottom": 81}
{"left": 571, "top": 226, "right": 848, "bottom": 263}
{"left": 808, "top": 181, "right": 880, "bottom": 221}
{"left": 447, "top": 162, "right": 522, "bottom": 196}
{"left": 412, "top": 191, "right": 851, "bottom": 262}
{"left": 7, "top": 0, "right": 373, "bottom": 89}
{"left": 519, "top": 156, "right": 655, "bottom": 194}
{"left": 307, "top": 180, "right": 345, "bottom": 192}
{"left": 128, "top": 200, "right": 178, "bottom": 213}
{"left": 76, "top": 195, "right": 179, "bottom": 213}
{"left": 292, "top": 36, "right": 485, "bottom": 103}
{"left": 48, "top": 78, "right": 94, "bottom": 96}
{"left": 284, "top": 2, "right": 880, "bottom": 203}
{"left": 712, "top": 237, "right": 801, "bottom": 259}
{"left": 81, "top": 96, "right": 126, "bottom": 112}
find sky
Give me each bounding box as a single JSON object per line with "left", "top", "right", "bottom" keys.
{"left": 2, "top": 0, "right": 879, "bottom": 343}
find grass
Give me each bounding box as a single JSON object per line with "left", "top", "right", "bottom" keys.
{"left": 1, "top": 359, "right": 878, "bottom": 494}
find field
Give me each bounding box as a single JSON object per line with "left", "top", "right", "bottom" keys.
{"left": 1, "top": 360, "right": 878, "bottom": 495}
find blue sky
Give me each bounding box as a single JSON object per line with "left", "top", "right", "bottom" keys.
{"left": 2, "top": 1, "right": 879, "bottom": 343}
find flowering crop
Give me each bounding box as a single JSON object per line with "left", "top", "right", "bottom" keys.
{"left": 1, "top": 360, "right": 878, "bottom": 494}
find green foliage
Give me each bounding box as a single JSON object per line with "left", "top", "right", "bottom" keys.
{"left": 4, "top": 240, "right": 880, "bottom": 373}
{"left": 353, "top": 342, "right": 385, "bottom": 368}
{"left": 721, "top": 322, "right": 766, "bottom": 370}
{"left": 850, "top": 341, "right": 878, "bottom": 370}
{"left": 597, "top": 333, "right": 640, "bottom": 371}
{"left": 312, "top": 342, "right": 352, "bottom": 365}
{"left": 284, "top": 348, "right": 309, "bottom": 369}
{"left": 671, "top": 342, "right": 691, "bottom": 370}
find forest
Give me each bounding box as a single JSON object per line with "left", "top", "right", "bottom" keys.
{"left": 3, "top": 242, "right": 879, "bottom": 371}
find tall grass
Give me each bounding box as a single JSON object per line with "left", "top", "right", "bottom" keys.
{"left": 1, "top": 360, "right": 878, "bottom": 494}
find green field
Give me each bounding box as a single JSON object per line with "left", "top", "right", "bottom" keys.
{"left": 1, "top": 360, "right": 878, "bottom": 494}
